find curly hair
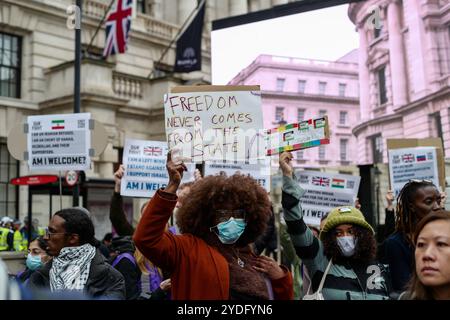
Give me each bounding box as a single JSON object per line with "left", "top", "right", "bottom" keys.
{"left": 54, "top": 208, "right": 96, "bottom": 246}
{"left": 175, "top": 174, "right": 271, "bottom": 246}
{"left": 322, "top": 224, "right": 377, "bottom": 264}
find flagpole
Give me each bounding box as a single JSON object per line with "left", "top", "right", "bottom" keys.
{"left": 85, "top": 0, "right": 115, "bottom": 56}
{"left": 147, "top": 0, "right": 206, "bottom": 79}
{"left": 73, "top": 0, "right": 82, "bottom": 207}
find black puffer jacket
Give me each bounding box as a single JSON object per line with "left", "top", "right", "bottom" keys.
{"left": 109, "top": 236, "right": 141, "bottom": 300}
{"left": 27, "top": 250, "right": 125, "bottom": 300}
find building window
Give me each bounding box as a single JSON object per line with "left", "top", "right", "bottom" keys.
{"left": 339, "top": 83, "right": 346, "bottom": 97}
{"left": 339, "top": 111, "right": 348, "bottom": 125}
{"left": 371, "top": 134, "right": 383, "bottom": 163}
{"left": 318, "top": 145, "right": 326, "bottom": 160}
{"left": 298, "top": 80, "right": 306, "bottom": 93}
{"left": 0, "top": 144, "right": 19, "bottom": 217}
{"left": 377, "top": 67, "right": 387, "bottom": 105}
{"left": 275, "top": 107, "right": 284, "bottom": 122}
{"left": 318, "top": 81, "right": 327, "bottom": 95}
{"left": 297, "top": 108, "right": 305, "bottom": 122}
{"left": 429, "top": 112, "right": 443, "bottom": 141}
{"left": 276, "top": 78, "right": 285, "bottom": 91}
{"left": 319, "top": 109, "right": 327, "bottom": 118}
{"left": 374, "top": 22, "right": 383, "bottom": 39}
{"left": 137, "top": 0, "right": 146, "bottom": 13}
{"left": 340, "top": 139, "right": 348, "bottom": 161}
{"left": 0, "top": 32, "right": 21, "bottom": 98}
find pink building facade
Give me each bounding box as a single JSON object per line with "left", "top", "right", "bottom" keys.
{"left": 349, "top": 0, "right": 450, "bottom": 164}
{"left": 229, "top": 53, "right": 360, "bottom": 168}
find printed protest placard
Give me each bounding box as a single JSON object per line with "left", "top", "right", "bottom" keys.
{"left": 265, "top": 116, "right": 330, "bottom": 156}
{"left": 294, "top": 170, "right": 361, "bottom": 227}
{"left": 164, "top": 85, "right": 265, "bottom": 163}
{"left": 204, "top": 159, "right": 271, "bottom": 192}
{"left": 388, "top": 146, "right": 440, "bottom": 197}
{"left": 27, "top": 113, "right": 91, "bottom": 171}
{"left": 387, "top": 138, "right": 445, "bottom": 192}
{"left": 121, "top": 139, "right": 195, "bottom": 198}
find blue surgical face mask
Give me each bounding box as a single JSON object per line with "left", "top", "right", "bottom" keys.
{"left": 26, "top": 254, "right": 43, "bottom": 271}
{"left": 212, "top": 217, "right": 246, "bottom": 244}
{"left": 336, "top": 236, "right": 357, "bottom": 257}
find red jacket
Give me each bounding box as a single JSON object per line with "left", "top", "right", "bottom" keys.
{"left": 133, "top": 189, "right": 293, "bottom": 300}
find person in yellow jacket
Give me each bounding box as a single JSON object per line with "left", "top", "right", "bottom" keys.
{"left": 12, "top": 220, "right": 26, "bottom": 251}
{"left": 0, "top": 226, "right": 9, "bottom": 251}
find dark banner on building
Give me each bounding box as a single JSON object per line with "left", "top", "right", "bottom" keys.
{"left": 173, "top": 1, "right": 206, "bottom": 73}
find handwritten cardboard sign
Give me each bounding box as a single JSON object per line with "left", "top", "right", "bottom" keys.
{"left": 294, "top": 170, "right": 361, "bottom": 227}
{"left": 27, "top": 113, "right": 91, "bottom": 171}
{"left": 388, "top": 146, "right": 440, "bottom": 197}
{"left": 164, "top": 85, "right": 265, "bottom": 163}
{"left": 121, "top": 139, "right": 195, "bottom": 198}
{"left": 265, "top": 116, "right": 330, "bottom": 156}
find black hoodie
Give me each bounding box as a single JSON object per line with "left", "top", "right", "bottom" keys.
{"left": 108, "top": 236, "right": 141, "bottom": 300}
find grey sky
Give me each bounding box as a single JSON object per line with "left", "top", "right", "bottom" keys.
{"left": 211, "top": 4, "right": 359, "bottom": 85}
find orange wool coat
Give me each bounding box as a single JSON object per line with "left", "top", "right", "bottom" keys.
{"left": 133, "top": 189, "right": 293, "bottom": 300}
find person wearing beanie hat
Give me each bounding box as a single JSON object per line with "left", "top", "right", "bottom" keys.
{"left": 279, "top": 151, "right": 392, "bottom": 300}
{"left": 320, "top": 206, "right": 374, "bottom": 240}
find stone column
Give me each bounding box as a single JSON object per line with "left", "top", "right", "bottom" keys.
{"left": 405, "top": 0, "right": 428, "bottom": 96}
{"left": 178, "top": 0, "right": 197, "bottom": 25}
{"left": 387, "top": 0, "right": 408, "bottom": 109}
{"left": 204, "top": 0, "right": 215, "bottom": 32}
{"left": 358, "top": 25, "right": 371, "bottom": 121}
{"left": 229, "top": 0, "right": 248, "bottom": 16}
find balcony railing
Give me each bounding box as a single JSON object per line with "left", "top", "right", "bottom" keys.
{"left": 83, "top": 0, "right": 109, "bottom": 19}
{"left": 139, "top": 15, "right": 178, "bottom": 39}
{"left": 113, "top": 73, "right": 144, "bottom": 100}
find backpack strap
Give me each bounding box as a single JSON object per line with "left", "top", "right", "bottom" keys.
{"left": 316, "top": 259, "right": 333, "bottom": 294}
{"left": 112, "top": 252, "right": 137, "bottom": 268}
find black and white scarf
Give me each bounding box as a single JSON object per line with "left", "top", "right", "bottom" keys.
{"left": 50, "top": 244, "right": 96, "bottom": 291}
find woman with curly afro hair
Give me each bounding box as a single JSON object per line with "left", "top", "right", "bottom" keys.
{"left": 279, "top": 152, "right": 391, "bottom": 300}
{"left": 133, "top": 152, "right": 293, "bottom": 300}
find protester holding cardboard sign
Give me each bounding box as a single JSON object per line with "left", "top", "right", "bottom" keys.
{"left": 279, "top": 151, "right": 391, "bottom": 300}
{"left": 133, "top": 151, "right": 293, "bottom": 300}
{"left": 109, "top": 165, "right": 174, "bottom": 300}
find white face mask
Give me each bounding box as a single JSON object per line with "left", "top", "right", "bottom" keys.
{"left": 336, "top": 236, "right": 357, "bottom": 257}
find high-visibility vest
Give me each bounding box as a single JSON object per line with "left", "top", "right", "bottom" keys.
{"left": 37, "top": 227, "right": 45, "bottom": 237}
{"left": 0, "top": 227, "right": 9, "bottom": 251}
{"left": 13, "top": 230, "right": 25, "bottom": 251}
{"left": 20, "top": 230, "right": 28, "bottom": 250}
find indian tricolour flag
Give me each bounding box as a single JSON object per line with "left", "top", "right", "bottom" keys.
{"left": 51, "top": 119, "right": 65, "bottom": 130}
{"left": 331, "top": 178, "right": 345, "bottom": 189}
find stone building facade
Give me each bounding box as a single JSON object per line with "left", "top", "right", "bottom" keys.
{"left": 228, "top": 52, "right": 360, "bottom": 172}
{"left": 0, "top": 0, "right": 300, "bottom": 235}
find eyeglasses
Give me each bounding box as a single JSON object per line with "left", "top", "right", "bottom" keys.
{"left": 215, "top": 209, "right": 246, "bottom": 221}
{"left": 44, "top": 228, "right": 68, "bottom": 238}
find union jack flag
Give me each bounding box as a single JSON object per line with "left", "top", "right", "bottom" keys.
{"left": 312, "top": 176, "right": 330, "bottom": 187}
{"left": 144, "top": 146, "right": 162, "bottom": 156}
{"left": 402, "top": 154, "right": 415, "bottom": 163}
{"left": 103, "top": 0, "right": 133, "bottom": 57}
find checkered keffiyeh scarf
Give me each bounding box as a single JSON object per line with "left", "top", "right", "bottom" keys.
{"left": 50, "top": 244, "right": 96, "bottom": 291}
